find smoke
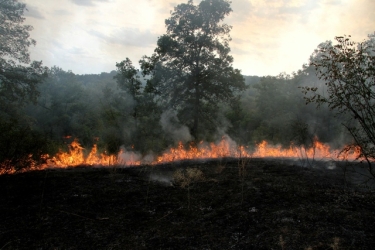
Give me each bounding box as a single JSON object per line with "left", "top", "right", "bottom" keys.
{"left": 214, "top": 109, "right": 232, "bottom": 138}
{"left": 160, "top": 110, "right": 193, "bottom": 143}
{"left": 117, "top": 146, "right": 142, "bottom": 165}
{"left": 149, "top": 173, "right": 173, "bottom": 186}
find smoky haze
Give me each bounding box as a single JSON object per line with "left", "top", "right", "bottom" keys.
{"left": 21, "top": 62, "right": 353, "bottom": 159}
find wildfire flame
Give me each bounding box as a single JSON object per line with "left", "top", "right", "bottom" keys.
{"left": 155, "top": 138, "right": 250, "bottom": 164}
{"left": 0, "top": 136, "right": 361, "bottom": 175}
{"left": 48, "top": 139, "right": 141, "bottom": 167}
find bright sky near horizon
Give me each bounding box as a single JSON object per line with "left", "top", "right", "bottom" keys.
{"left": 22, "top": 0, "right": 374, "bottom": 76}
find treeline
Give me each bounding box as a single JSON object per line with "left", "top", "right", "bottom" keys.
{"left": 0, "top": 0, "right": 358, "bottom": 171}
{"left": 4, "top": 64, "right": 349, "bottom": 163}
{"left": 231, "top": 67, "right": 349, "bottom": 148}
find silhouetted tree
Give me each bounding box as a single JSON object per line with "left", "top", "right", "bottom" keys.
{"left": 114, "top": 57, "right": 166, "bottom": 153}
{"left": 114, "top": 58, "right": 142, "bottom": 103}
{"left": 302, "top": 34, "right": 375, "bottom": 177}
{"left": 0, "top": 0, "right": 46, "bottom": 118}
{"left": 141, "top": 0, "right": 246, "bottom": 141}
{"left": 0, "top": 0, "right": 47, "bottom": 170}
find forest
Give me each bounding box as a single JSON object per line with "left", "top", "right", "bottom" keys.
{"left": 0, "top": 0, "right": 374, "bottom": 174}
{"left": 2, "top": 0, "right": 375, "bottom": 249}
{"left": 0, "top": 61, "right": 354, "bottom": 171}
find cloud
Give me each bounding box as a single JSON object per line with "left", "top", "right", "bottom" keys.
{"left": 54, "top": 9, "right": 72, "bottom": 16}
{"left": 89, "top": 27, "right": 158, "bottom": 48}
{"left": 323, "top": 0, "right": 344, "bottom": 5}
{"left": 24, "top": 5, "right": 45, "bottom": 19}
{"left": 21, "top": 0, "right": 375, "bottom": 77}
{"left": 230, "top": 46, "right": 252, "bottom": 56}
{"left": 67, "top": 47, "right": 86, "bottom": 55}
{"left": 229, "top": 0, "right": 253, "bottom": 23}
{"left": 277, "top": 0, "right": 320, "bottom": 24}
{"left": 71, "top": 0, "right": 109, "bottom": 7}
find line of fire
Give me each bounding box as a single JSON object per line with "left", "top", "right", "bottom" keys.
{"left": 0, "top": 137, "right": 361, "bottom": 175}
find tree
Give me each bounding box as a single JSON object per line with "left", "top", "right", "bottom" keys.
{"left": 0, "top": 0, "right": 46, "bottom": 118}
{"left": 114, "top": 58, "right": 167, "bottom": 153}
{"left": 302, "top": 34, "right": 375, "bottom": 177}
{"left": 114, "top": 58, "right": 142, "bottom": 102}
{"left": 0, "top": 0, "right": 47, "bottom": 171}
{"left": 31, "top": 67, "right": 89, "bottom": 140}
{"left": 141, "top": 0, "right": 246, "bottom": 141}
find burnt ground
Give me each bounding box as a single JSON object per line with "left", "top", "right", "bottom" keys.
{"left": 0, "top": 158, "right": 374, "bottom": 249}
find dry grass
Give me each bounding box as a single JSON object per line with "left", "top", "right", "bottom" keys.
{"left": 173, "top": 167, "right": 205, "bottom": 209}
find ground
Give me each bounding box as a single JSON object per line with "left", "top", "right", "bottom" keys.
{"left": 0, "top": 158, "right": 374, "bottom": 249}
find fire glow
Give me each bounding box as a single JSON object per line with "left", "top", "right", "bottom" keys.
{"left": 0, "top": 137, "right": 360, "bottom": 175}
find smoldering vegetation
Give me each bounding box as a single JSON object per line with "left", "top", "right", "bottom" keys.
{"left": 0, "top": 64, "right": 353, "bottom": 168}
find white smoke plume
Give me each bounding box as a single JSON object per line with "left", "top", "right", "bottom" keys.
{"left": 160, "top": 110, "right": 193, "bottom": 143}
{"left": 117, "top": 146, "right": 142, "bottom": 165}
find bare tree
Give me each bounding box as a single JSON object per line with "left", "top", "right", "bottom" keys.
{"left": 301, "top": 33, "right": 375, "bottom": 178}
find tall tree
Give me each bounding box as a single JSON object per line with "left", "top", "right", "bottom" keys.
{"left": 114, "top": 58, "right": 166, "bottom": 153}
{"left": 114, "top": 58, "right": 142, "bottom": 100}
{"left": 114, "top": 58, "right": 143, "bottom": 118}
{"left": 0, "top": 0, "right": 46, "bottom": 118}
{"left": 141, "top": 0, "right": 246, "bottom": 141}
{"left": 0, "top": 0, "right": 47, "bottom": 171}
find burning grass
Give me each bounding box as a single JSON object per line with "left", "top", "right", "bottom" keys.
{"left": 0, "top": 159, "right": 374, "bottom": 249}
{"left": 0, "top": 136, "right": 361, "bottom": 175}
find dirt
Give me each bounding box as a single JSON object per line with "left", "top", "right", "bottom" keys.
{"left": 0, "top": 158, "right": 374, "bottom": 249}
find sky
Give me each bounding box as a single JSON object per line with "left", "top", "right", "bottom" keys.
{"left": 22, "top": 0, "right": 375, "bottom": 76}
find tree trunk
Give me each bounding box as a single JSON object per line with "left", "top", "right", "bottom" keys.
{"left": 192, "top": 81, "right": 200, "bottom": 141}
{"left": 192, "top": 102, "right": 199, "bottom": 141}
{"left": 192, "top": 52, "right": 201, "bottom": 142}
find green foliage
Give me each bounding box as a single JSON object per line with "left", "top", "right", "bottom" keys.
{"left": 0, "top": 119, "right": 51, "bottom": 170}
{"left": 114, "top": 58, "right": 142, "bottom": 101}
{"left": 27, "top": 67, "right": 87, "bottom": 140}
{"left": 224, "top": 66, "right": 348, "bottom": 150}
{"left": 224, "top": 96, "right": 255, "bottom": 144}
{"left": 0, "top": 0, "right": 47, "bottom": 170}
{"left": 131, "top": 93, "right": 166, "bottom": 154}
{"left": 97, "top": 84, "right": 133, "bottom": 151}
{"left": 141, "top": 0, "right": 246, "bottom": 141}
{"left": 2, "top": 0, "right": 368, "bottom": 170}
{"left": 251, "top": 74, "right": 303, "bottom": 146}
{"left": 24, "top": 63, "right": 167, "bottom": 157}
{"left": 0, "top": 0, "right": 47, "bottom": 117}
{"left": 302, "top": 34, "right": 375, "bottom": 172}
{"left": 114, "top": 58, "right": 166, "bottom": 154}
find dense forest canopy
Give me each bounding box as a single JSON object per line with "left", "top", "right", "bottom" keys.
{"left": 0, "top": 0, "right": 374, "bottom": 172}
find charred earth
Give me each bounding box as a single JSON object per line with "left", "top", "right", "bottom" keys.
{"left": 0, "top": 159, "right": 374, "bottom": 249}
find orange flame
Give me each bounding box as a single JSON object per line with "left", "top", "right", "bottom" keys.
{"left": 252, "top": 140, "right": 359, "bottom": 160}
{"left": 46, "top": 139, "right": 141, "bottom": 168}
{"left": 0, "top": 136, "right": 362, "bottom": 175}
{"left": 155, "top": 137, "right": 250, "bottom": 164}
{"left": 153, "top": 138, "right": 359, "bottom": 164}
